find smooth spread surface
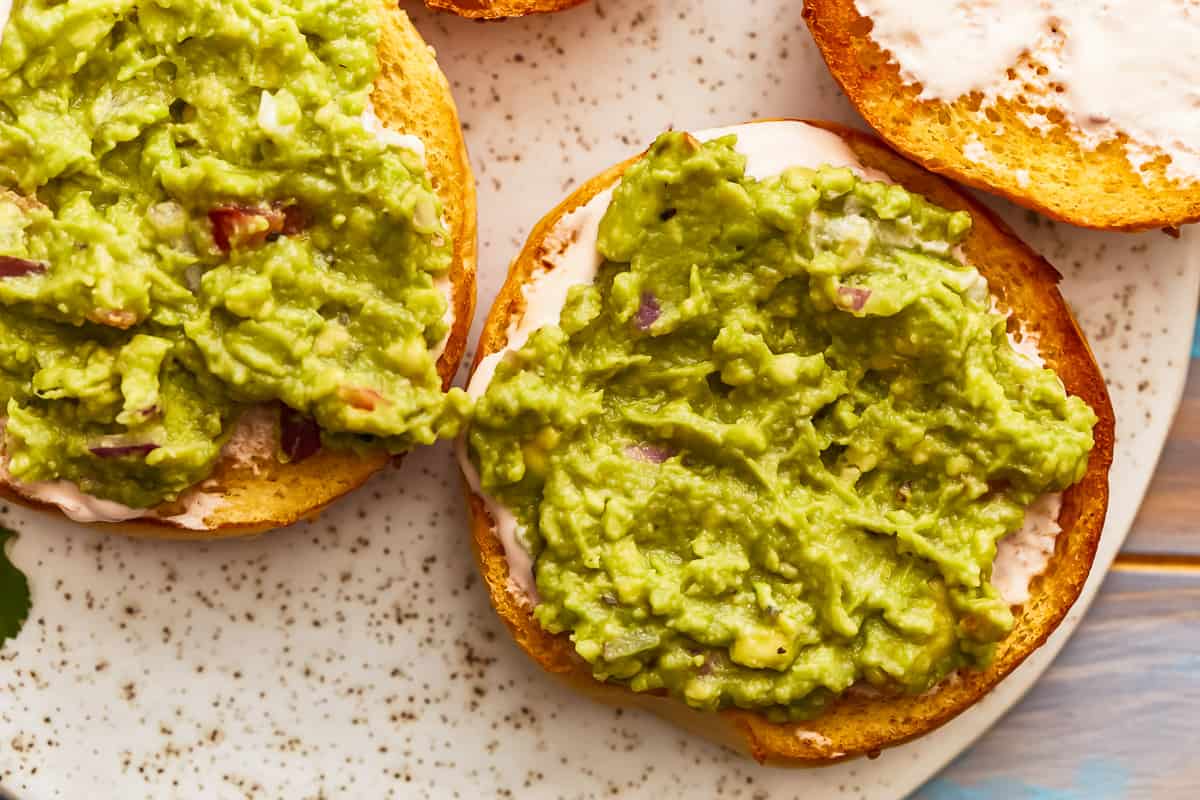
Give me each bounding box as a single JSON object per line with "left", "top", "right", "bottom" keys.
{"left": 467, "top": 131, "right": 1097, "bottom": 717}
{"left": 855, "top": 0, "right": 1200, "bottom": 183}
{"left": 0, "top": 0, "right": 468, "bottom": 509}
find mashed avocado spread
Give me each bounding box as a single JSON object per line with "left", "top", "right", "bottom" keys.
{"left": 469, "top": 132, "right": 1097, "bottom": 718}
{"left": 0, "top": 0, "right": 468, "bottom": 508}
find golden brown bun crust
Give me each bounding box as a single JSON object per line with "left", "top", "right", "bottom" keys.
{"left": 462, "top": 120, "right": 1115, "bottom": 764}
{"left": 424, "top": 0, "right": 585, "bottom": 19}
{"left": 803, "top": 0, "right": 1200, "bottom": 232}
{"left": 0, "top": 5, "right": 477, "bottom": 539}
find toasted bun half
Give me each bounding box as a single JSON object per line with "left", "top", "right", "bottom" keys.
{"left": 424, "top": 0, "right": 585, "bottom": 19}
{"left": 462, "top": 120, "right": 1114, "bottom": 764}
{"left": 803, "top": 0, "right": 1200, "bottom": 232}
{"left": 0, "top": 5, "right": 476, "bottom": 539}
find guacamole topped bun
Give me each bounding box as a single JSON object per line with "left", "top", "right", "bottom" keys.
{"left": 0, "top": 0, "right": 476, "bottom": 536}
{"left": 458, "top": 121, "right": 1113, "bottom": 763}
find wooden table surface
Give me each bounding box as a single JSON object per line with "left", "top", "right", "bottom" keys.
{"left": 913, "top": 326, "right": 1200, "bottom": 799}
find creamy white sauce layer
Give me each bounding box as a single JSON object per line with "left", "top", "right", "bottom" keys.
{"left": 10, "top": 474, "right": 223, "bottom": 528}
{"left": 855, "top": 0, "right": 1200, "bottom": 183}
{"left": 11, "top": 481, "right": 228, "bottom": 530}
{"left": 432, "top": 275, "right": 455, "bottom": 362}
{"left": 992, "top": 492, "right": 1062, "bottom": 605}
{"left": 459, "top": 120, "right": 1062, "bottom": 607}
{"left": 360, "top": 99, "right": 427, "bottom": 159}
{"left": 1008, "top": 326, "right": 1044, "bottom": 367}
{"left": 7, "top": 477, "right": 161, "bottom": 525}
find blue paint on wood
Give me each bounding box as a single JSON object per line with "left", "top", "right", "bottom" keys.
{"left": 1169, "top": 653, "right": 1200, "bottom": 674}
{"left": 1193, "top": 316, "right": 1200, "bottom": 358}
{"left": 918, "top": 757, "right": 1130, "bottom": 800}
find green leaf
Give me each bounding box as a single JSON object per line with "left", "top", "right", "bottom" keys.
{"left": 0, "top": 526, "right": 31, "bottom": 646}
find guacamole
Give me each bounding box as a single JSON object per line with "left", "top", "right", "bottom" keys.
{"left": 0, "top": 0, "right": 468, "bottom": 507}
{"left": 469, "top": 132, "right": 1097, "bottom": 718}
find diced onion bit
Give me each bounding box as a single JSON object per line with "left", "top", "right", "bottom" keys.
{"left": 0, "top": 255, "right": 47, "bottom": 278}
{"left": 698, "top": 651, "right": 726, "bottom": 676}
{"left": 279, "top": 403, "right": 321, "bottom": 463}
{"left": 412, "top": 195, "right": 438, "bottom": 231}
{"left": 836, "top": 284, "right": 871, "bottom": 311}
{"left": 337, "top": 385, "right": 388, "bottom": 411}
{"left": 88, "top": 443, "right": 159, "bottom": 459}
{"left": 209, "top": 203, "right": 305, "bottom": 252}
{"left": 634, "top": 292, "right": 661, "bottom": 330}
{"left": 281, "top": 205, "right": 306, "bottom": 236}
{"left": 147, "top": 201, "right": 186, "bottom": 232}
{"left": 625, "top": 443, "right": 675, "bottom": 464}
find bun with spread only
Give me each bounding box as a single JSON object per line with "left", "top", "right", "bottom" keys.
{"left": 0, "top": 0, "right": 475, "bottom": 536}
{"left": 804, "top": 0, "right": 1200, "bottom": 231}
{"left": 425, "top": 0, "right": 585, "bottom": 19}
{"left": 458, "top": 120, "right": 1113, "bottom": 764}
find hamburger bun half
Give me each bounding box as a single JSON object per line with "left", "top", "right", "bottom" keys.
{"left": 0, "top": 3, "right": 476, "bottom": 539}
{"left": 460, "top": 120, "right": 1113, "bottom": 764}
{"left": 803, "top": 0, "right": 1200, "bottom": 231}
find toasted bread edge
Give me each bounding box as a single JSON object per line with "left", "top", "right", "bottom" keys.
{"left": 424, "top": 0, "right": 586, "bottom": 20}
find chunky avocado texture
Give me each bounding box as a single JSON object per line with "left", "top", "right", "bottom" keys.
{"left": 0, "top": 0, "right": 468, "bottom": 508}
{"left": 469, "top": 133, "right": 1097, "bottom": 719}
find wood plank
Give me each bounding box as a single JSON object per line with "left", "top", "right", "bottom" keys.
{"left": 1122, "top": 365, "right": 1200, "bottom": 556}
{"left": 913, "top": 568, "right": 1200, "bottom": 799}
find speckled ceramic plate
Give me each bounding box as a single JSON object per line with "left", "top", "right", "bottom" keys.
{"left": 2, "top": 2, "right": 1197, "bottom": 798}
